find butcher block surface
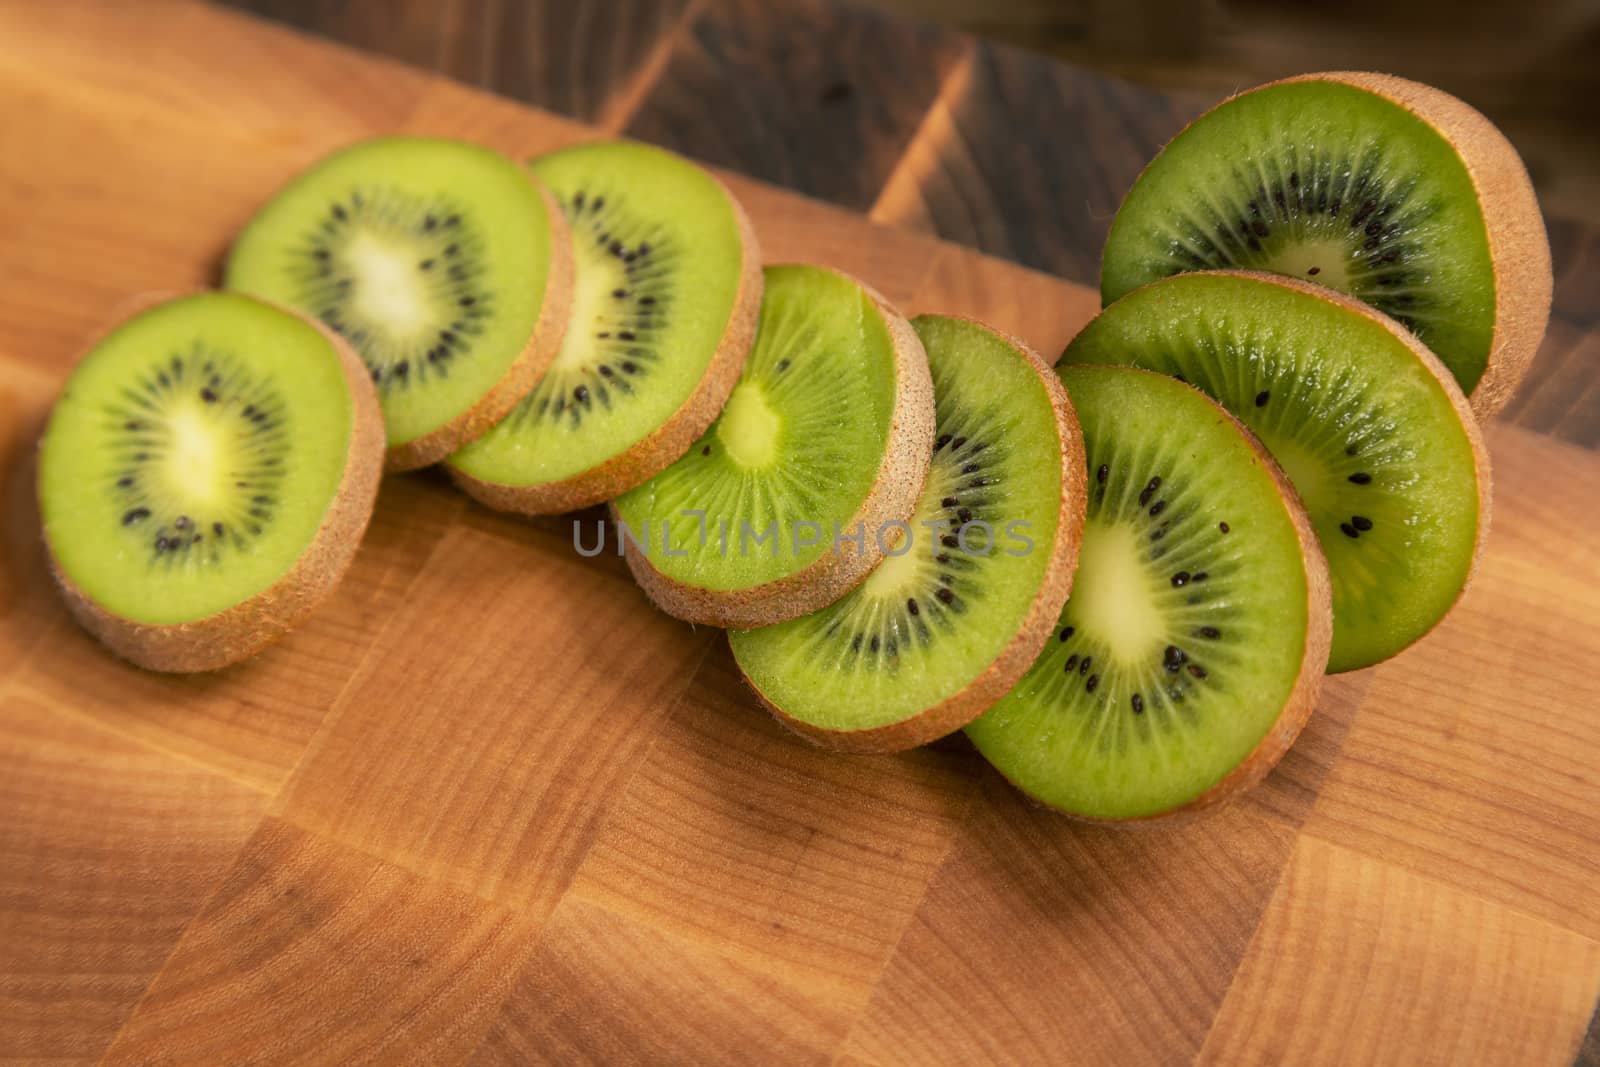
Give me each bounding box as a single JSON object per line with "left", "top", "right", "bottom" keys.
{"left": 1, "top": 2, "right": 1598, "bottom": 1064}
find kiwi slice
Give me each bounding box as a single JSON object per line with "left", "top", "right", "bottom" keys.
{"left": 447, "top": 142, "right": 761, "bottom": 514}
{"left": 1101, "top": 72, "right": 1551, "bottom": 416}
{"left": 226, "top": 136, "right": 573, "bottom": 471}
{"left": 614, "top": 264, "right": 935, "bottom": 629}
{"left": 967, "top": 365, "right": 1331, "bottom": 821}
{"left": 729, "top": 316, "right": 1086, "bottom": 752}
{"left": 1062, "top": 270, "right": 1490, "bottom": 673}
{"left": 37, "top": 293, "right": 383, "bottom": 672}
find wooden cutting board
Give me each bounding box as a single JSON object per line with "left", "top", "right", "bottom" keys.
{"left": 1, "top": 3, "right": 1597, "bottom": 1064}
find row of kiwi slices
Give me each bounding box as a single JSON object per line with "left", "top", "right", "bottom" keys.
{"left": 36, "top": 70, "right": 1548, "bottom": 821}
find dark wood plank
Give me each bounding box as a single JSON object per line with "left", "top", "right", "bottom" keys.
{"left": 1502, "top": 319, "right": 1600, "bottom": 451}
{"left": 1576, "top": 998, "right": 1600, "bottom": 1067}
{"left": 1549, "top": 216, "right": 1600, "bottom": 327}
{"left": 624, "top": 0, "right": 970, "bottom": 212}
{"left": 219, "top": 0, "right": 691, "bottom": 125}
{"left": 871, "top": 41, "right": 1208, "bottom": 284}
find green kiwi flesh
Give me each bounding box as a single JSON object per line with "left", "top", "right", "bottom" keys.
{"left": 614, "top": 264, "right": 932, "bottom": 625}
{"left": 1062, "top": 271, "right": 1487, "bottom": 673}
{"left": 226, "top": 136, "right": 562, "bottom": 459}
{"left": 38, "top": 293, "right": 367, "bottom": 626}
{"left": 1102, "top": 77, "right": 1500, "bottom": 397}
{"left": 730, "top": 315, "right": 1082, "bottom": 751}
{"left": 448, "top": 141, "right": 757, "bottom": 509}
{"left": 967, "top": 365, "right": 1329, "bottom": 821}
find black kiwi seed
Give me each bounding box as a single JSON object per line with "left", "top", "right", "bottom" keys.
{"left": 1058, "top": 626, "right": 1074, "bottom": 642}
{"left": 1187, "top": 663, "right": 1208, "bottom": 679}
{"left": 1063, "top": 653, "right": 1079, "bottom": 672}
{"left": 122, "top": 508, "right": 151, "bottom": 525}
{"left": 1340, "top": 522, "right": 1360, "bottom": 538}
{"left": 213, "top": 522, "right": 225, "bottom": 536}
{"left": 701, "top": 445, "right": 711, "bottom": 456}
{"left": 1198, "top": 626, "right": 1221, "bottom": 639}
{"left": 1254, "top": 390, "right": 1270, "bottom": 407}
{"left": 1171, "top": 571, "right": 1190, "bottom": 587}
{"left": 1139, "top": 477, "right": 1159, "bottom": 506}
{"left": 574, "top": 385, "right": 589, "bottom": 403}
{"left": 1148, "top": 500, "right": 1167, "bottom": 517}
{"left": 1131, "top": 693, "right": 1144, "bottom": 714}
{"left": 1079, "top": 655, "right": 1093, "bottom": 675}
{"left": 1352, "top": 515, "right": 1373, "bottom": 531}
{"left": 1086, "top": 675, "right": 1100, "bottom": 693}
{"left": 1163, "top": 645, "right": 1186, "bottom": 672}
{"left": 1219, "top": 521, "right": 1230, "bottom": 533}
{"left": 1349, "top": 472, "right": 1372, "bottom": 485}
{"left": 1097, "top": 463, "right": 1108, "bottom": 484}
{"left": 907, "top": 597, "right": 920, "bottom": 616}
{"left": 936, "top": 588, "right": 955, "bottom": 605}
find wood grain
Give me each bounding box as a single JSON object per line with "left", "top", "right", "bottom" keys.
{"left": 1503, "top": 318, "right": 1600, "bottom": 450}
{"left": 0, "top": 2, "right": 1598, "bottom": 1063}
{"left": 1304, "top": 425, "right": 1600, "bottom": 941}
{"left": 0, "top": 693, "right": 266, "bottom": 1063}
{"left": 871, "top": 41, "right": 1209, "bottom": 283}
{"left": 222, "top": 0, "right": 694, "bottom": 126}
{"left": 0, "top": 360, "right": 61, "bottom": 691}
{"left": 9, "top": 475, "right": 464, "bottom": 792}
{"left": 843, "top": 773, "right": 1296, "bottom": 1065}
{"left": 479, "top": 894, "right": 847, "bottom": 1065}
{"left": 624, "top": 0, "right": 970, "bottom": 211}
{"left": 1199, "top": 838, "right": 1600, "bottom": 1066}
{"left": 101, "top": 817, "right": 540, "bottom": 1066}
{"left": 274, "top": 517, "right": 716, "bottom": 913}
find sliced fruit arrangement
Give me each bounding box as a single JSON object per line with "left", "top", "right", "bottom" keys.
{"left": 227, "top": 136, "right": 573, "bottom": 471}
{"left": 448, "top": 141, "right": 761, "bottom": 514}
{"left": 613, "top": 264, "right": 935, "bottom": 629}
{"left": 730, "top": 315, "right": 1086, "bottom": 752}
{"left": 1101, "top": 72, "right": 1550, "bottom": 416}
{"left": 37, "top": 293, "right": 384, "bottom": 672}
{"left": 967, "top": 366, "right": 1332, "bottom": 821}
{"left": 33, "top": 68, "right": 1550, "bottom": 821}
{"left": 1061, "top": 270, "right": 1490, "bottom": 673}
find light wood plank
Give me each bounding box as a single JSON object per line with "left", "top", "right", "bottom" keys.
{"left": 842, "top": 773, "right": 1296, "bottom": 1065}
{"left": 9, "top": 474, "right": 465, "bottom": 792}
{"left": 477, "top": 895, "right": 841, "bottom": 1066}
{"left": 1305, "top": 425, "right": 1600, "bottom": 940}
{"left": 273, "top": 518, "right": 715, "bottom": 912}
{"left": 558, "top": 645, "right": 978, "bottom": 1019}
{"left": 0, "top": 693, "right": 266, "bottom": 1063}
{"left": 1199, "top": 837, "right": 1600, "bottom": 1066}
{"left": 101, "top": 817, "right": 539, "bottom": 1066}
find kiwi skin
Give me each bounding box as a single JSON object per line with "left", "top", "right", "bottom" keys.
{"left": 449, "top": 185, "right": 763, "bottom": 514}
{"left": 993, "top": 368, "right": 1334, "bottom": 824}
{"left": 747, "top": 320, "right": 1088, "bottom": 755}
{"left": 619, "top": 268, "right": 937, "bottom": 630}
{"left": 41, "top": 294, "right": 386, "bottom": 673}
{"left": 384, "top": 182, "right": 575, "bottom": 472}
